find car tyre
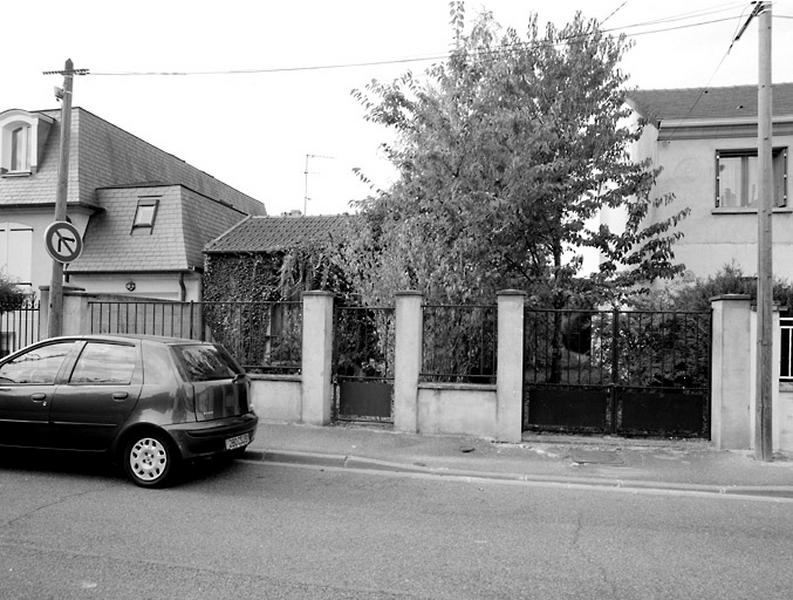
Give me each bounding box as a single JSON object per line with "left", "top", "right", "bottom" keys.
{"left": 123, "top": 432, "right": 178, "bottom": 488}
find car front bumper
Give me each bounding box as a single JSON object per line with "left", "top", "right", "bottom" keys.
{"left": 165, "top": 413, "right": 258, "bottom": 459}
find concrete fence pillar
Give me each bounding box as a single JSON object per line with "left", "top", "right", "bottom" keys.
{"left": 394, "top": 291, "right": 423, "bottom": 433}
{"left": 496, "top": 290, "right": 525, "bottom": 442}
{"left": 301, "top": 291, "right": 334, "bottom": 425}
{"left": 710, "top": 295, "right": 752, "bottom": 449}
{"left": 39, "top": 286, "right": 90, "bottom": 337}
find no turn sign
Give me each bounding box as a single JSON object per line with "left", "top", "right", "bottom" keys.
{"left": 44, "top": 221, "right": 83, "bottom": 263}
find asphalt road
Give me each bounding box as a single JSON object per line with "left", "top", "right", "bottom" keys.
{"left": 0, "top": 452, "right": 792, "bottom": 600}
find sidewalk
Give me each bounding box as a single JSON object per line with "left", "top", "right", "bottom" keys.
{"left": 245, "top": 421, "right": 793, "bottom": 498}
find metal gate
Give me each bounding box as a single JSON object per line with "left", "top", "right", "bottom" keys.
{"left": 333, "top": 305, "right": 395, "bottom": 422}
{"left": 523, "top": 309, "right": 711, "bottom": 437}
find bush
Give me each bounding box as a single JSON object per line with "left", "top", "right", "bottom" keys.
{"left": 632, "top": 264, "right": 793, "bottom": 314}
{"left": 0, "top": 273, "right": 25, "bottom": 312}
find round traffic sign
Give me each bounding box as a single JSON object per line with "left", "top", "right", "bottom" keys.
{"left": 44, "top": 221, "right": 83, "bottom": 263}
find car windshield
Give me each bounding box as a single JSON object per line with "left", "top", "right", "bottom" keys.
{"left": 171, "top": 344, "right": 240, "bottom": 382}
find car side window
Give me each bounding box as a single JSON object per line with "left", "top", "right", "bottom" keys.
{"left": 141, "top": 342, "right": 173, "bottom": 385}
{"left": 0, "top": 341, "right": 77, "bottom": 384}
{"left": 69, "top": 343, "right": 137, "bottom": 385}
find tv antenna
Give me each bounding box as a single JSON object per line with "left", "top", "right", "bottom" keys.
{"left": 303, "top": 153, "right": 334, "bottom": 215}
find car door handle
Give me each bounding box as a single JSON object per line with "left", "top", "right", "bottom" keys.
{"left": 112, "top": 392, "right": 129, "bottom": 401}
{"left": 30, "top": 393, "right": 47, "bottom": 404}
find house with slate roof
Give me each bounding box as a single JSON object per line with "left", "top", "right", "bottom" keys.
{"left": 0, "top": 106, "right": 265, "bottom": 301}
{"left": 203, "top": 214, "right": 352, "bottom": 301}
{"left": 621, "top": 83, "right": 793, "bottom": 280}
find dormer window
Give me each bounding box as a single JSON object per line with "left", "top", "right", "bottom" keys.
{"left": 132, "top": 197, "right": 159, "bottom": 232}
{"left": 10, "top": 126, "right": 29, "bottom": 171}
{"left": 0, "top": 109, "right": 53, "bottom": 175}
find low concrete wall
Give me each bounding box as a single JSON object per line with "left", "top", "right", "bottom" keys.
{"left": 417, "top": 384, "right": 498, "bottom": 438}
{"left": 251, "top": 376, "right": 302, "bottom": 422}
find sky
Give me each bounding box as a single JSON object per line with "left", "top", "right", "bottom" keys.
{"left": 3, "top": 0, "right": 793, "bottom": 217}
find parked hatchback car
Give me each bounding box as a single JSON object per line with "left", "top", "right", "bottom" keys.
{"left": 0, "top": 334, "right": 257, "bottom": 487}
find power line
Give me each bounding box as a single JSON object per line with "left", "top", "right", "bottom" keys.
{"left": 653, "top": 2, "right": 760, "bottom": 142}
{"left": 600, "top": 1, "right": 629, "bottom": 26}
{"left": 87, "top": 11, "right": 746, "bottom": 78}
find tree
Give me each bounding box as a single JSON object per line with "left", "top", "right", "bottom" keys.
{"left": 344, "top": 2, "right": 688, "bottom": 308}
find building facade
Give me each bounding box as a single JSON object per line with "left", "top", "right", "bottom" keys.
{"left": 0, "top": 106, "right": 266, "bottom": 301}
{"left": 624, "top": 83, "right": 793, "bottom": 281}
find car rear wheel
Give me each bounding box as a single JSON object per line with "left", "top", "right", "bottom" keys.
{"left": 123, "top": 432, "right": 177, "bottom": 488}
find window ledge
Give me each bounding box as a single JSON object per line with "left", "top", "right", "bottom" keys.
{"left": 712, "top": 207, "right": 792, "bottom": 215}
{"left": 0, "top": 170, "right": 32, "bottom": 178}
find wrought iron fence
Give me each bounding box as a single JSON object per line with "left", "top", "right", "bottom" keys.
{"left": 524, "top": 309, "right": 712, "bottom": 389}
{"left": 88, "top": 300, "right": 302, "bottom": 374}
{"left": 0, "top": 299, "right": 41, "bottom": 357}
{"left": 782, "top": 317, "right": 793, "bottom": 381}
{"left": 334, "top": 305, "right": 395, "bottom": 381}
{"left": 333, "top": 305, "right": 396, "bottom": 422}
{"left": 421, "top": 304, "right": 497, "bottom": 384}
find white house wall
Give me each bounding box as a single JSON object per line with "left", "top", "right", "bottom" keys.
{"left": 66, "top": 271, "right": 202, "bottom": 302}
{"left": 644, "top": 132, "right": 793, "bottom": 280}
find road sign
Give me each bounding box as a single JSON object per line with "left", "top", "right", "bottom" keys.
{"left": 44, "top": 221, "right": 83, "bottom": 263}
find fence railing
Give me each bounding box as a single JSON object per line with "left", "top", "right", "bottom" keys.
{"left": 0, "top": 300, "right": 41, "bottom": 357}
{"left": 334, "top": 305, "right": 395, "bottom": 381}
{"left": 782, "top": 317, "right": 793, "bottom": 381}
{"left": 421, "top": 304, "right": 497, "bottom": 384}
{"left": 88, "top": 300, "right": 302, "bottom": 374}
{"left": 524, "top": 309, "right": 712, "bottom": 389}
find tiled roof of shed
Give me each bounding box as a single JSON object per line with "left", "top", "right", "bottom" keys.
{"left": 205, "top": 215, "right": 354, "bottom": 253}
{"left": 626, "top": 82, "right": 793, "bottom": 124}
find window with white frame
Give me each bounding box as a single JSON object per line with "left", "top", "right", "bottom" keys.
{"left": 9, "top": 125, "right": 30, "bottom": 171}
{"left": 0, "top": 110, "right": 53, "bottom": 175}
{"left": 715, "top": 147, "right": 787, "bottom": 208}
{"left": 0, "top": 222, "right": 33, "bottom": 285}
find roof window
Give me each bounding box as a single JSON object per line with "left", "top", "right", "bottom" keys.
{"left": 132, "top": 197, "right": 159, "bottom": 232}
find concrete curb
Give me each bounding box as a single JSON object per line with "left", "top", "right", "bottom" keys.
{"left": 242, "top": 449, "right": 793, "bottom": 499}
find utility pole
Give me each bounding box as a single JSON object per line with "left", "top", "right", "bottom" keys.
{"left": 755, "top": 2, "right": 773, "bottom": 461}
{"left": 42, "top": 59, "right": 87, "bottom": 337}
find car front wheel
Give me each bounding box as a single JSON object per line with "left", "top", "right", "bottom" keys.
{"left": 123, "top": 432, "right": 177, "bottom": 488}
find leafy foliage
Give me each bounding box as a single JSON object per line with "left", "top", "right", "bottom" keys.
{"left": 631, "top": 263, "right": 793, "bottom": 314}
{"left": 345, "top": 2, "right": 688, "bottom": 307}
{"left": 203, "top": 248, "right": 351, "bottom": 303}
{"left": 0, "top": 272, "right": 25, "bottom": 312}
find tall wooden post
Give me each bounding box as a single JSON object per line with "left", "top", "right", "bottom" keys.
{"left": 755, "top": 3, "right": 773, "bottom": 461}
{"left": 47, "top": 58, "right": 75, "bottom": 338}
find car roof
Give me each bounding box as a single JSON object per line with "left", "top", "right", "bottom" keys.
{"left": 39, "top": 334, "right": 213, "bottom": 346}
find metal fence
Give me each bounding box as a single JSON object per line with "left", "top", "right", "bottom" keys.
{"left": 334, "top": 305, "right": 395, "bottom": 381}
{"left": 0, "top": 300, "right": 41, "bottom": 357}
{"left": 88, "top": 300, "right": 302, "bottom": 374}
{"left": 523, "top": 308, "right": 712, "bottom": 437}
{"left": 333, "top": 305, "right": 396, "bottom": 421}
{"left": 782, "top": 317, "right": 793, "bottom": 381}
{"left": 524, "top": 309, "right": 712, "bottom": 389}
{"left": 421, "top": 304, "right": 497, "bottom": 384}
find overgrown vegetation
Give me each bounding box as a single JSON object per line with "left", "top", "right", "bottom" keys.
{"left": 0, "top": 272, "right": 25, "bottom": 311}
{"left": 632, "top": 263, "right": 793, "bottom": 314}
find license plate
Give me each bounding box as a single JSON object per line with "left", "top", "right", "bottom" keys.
{"left": 225, "top": 433, "right": 250, "bottom": 451}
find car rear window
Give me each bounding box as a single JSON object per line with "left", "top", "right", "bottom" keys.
{"left": 171, "top": 344, "right": 240, "bottom": 382}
